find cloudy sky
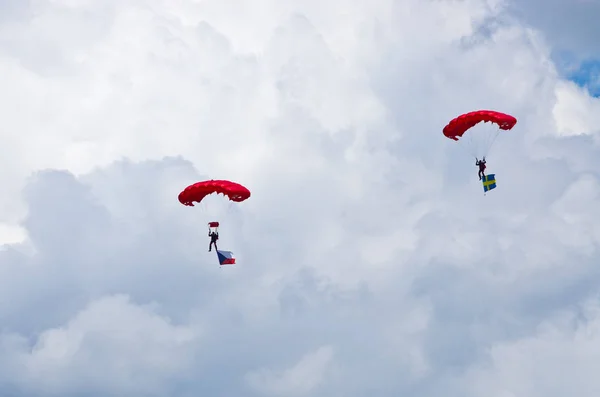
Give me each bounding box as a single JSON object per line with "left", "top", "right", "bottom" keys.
{"left": 1, "top": 0, "right": 600, "bottom": 396}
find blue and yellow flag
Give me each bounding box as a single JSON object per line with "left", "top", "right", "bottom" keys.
{"left": 482, "top": 174, "right": 496, "bottom": 192}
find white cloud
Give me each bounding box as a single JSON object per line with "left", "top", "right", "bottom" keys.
{"left": 466, "top": 297, "right": 600, "bottom": 397}
{"left": 0, "top": 294, "right": 198, "bottom": 396}
{"left": 507, "top": 0, "right": 600, "bottom": 59}
{"left": 553, "top": 80, "right": 600, "bottom": 137}
{"left": 245, "top": 345, "right": 335, "bottom": 396}
{"left": 0, "top": 0, "right": 600, "bottom": 396}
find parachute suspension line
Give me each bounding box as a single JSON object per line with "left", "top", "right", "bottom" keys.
{"left": 483, "top": 126, "right": 502, "bottom": 158}
{"left": 460, "top": 121, "right": 503, "bottom": 160}
{"left": 466, "top": 129, "right": 477, "bottom": 158}
{"left": 448, "top": 128, "right": 477, "bottom": 162}
{"left": 479, "top": 121, "right": 497, "bottom": 158}
{"left": 458, "top": 128, "right": 480, "bottom": 160}
{"left": 478, "top": 121, "right": 494, "bottom": 158}
{"left": 457, "top": 137, "right": 477, "bottom": 160}
{"left": 478, "top": 122, "right": 490, "bottom": 157}
{"left": 475, "top": 122, "right": 501, "bottom": 160}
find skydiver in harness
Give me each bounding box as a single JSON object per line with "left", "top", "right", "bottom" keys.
{"left": 208, "top": 230, "right": 218, "bottom": 252}
{"left": 476, "top": 157, "right": 486, "bottom": 180}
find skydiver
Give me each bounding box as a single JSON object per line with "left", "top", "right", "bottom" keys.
{"left": 476, "top": 157, "right": 486, "bottom": 180}
{"left": 208, "top": 230, "right": 219, "bottom": 252}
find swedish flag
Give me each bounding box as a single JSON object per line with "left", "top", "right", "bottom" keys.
{"left": 482, "top": 174, "right": 496, "bottom": 192}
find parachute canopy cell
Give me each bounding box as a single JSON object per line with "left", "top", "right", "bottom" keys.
{"left": 443, "top": 110, "right": 517, "bottom": 141}
{"left": 178, "top": 180, "right": 251, "bottom": 206}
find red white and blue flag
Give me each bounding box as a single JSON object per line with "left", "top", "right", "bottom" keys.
{"left": 216, "top": 250, "right": 236, "bottom": 265}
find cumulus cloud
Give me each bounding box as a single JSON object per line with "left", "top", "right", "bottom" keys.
{"left": 507, "top": 0, "right": 600, "bottom": 59}
{"left": 245, "top": 345, "right": 335, "bottom": 396}
{"left": 1, "top": 0, "right": 600, "bottom": 396}
{"left": 1, "top": 294, "right": 197, "bottom": 396}
{"left": 553, "top": 80, "right": 600, "bottom": 136}
{"left": 465, "top": 296, "right": 600, "bottom": 397}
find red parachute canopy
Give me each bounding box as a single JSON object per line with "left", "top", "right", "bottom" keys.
{"left": 178, "top": 180, "right": 251, "bottom": 206}
{"left": 443, "top": 110, "right": 517, "bottom": 141}
{"left": 208, "top": 221, "right": 220, "bottom": 227}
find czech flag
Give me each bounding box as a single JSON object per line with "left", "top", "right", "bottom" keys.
{"left": 216, "top": 250, "right": 236, "bottom": 265}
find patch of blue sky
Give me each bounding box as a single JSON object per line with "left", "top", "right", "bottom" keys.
{"left": 568, "top": 59, "right": 600, "bottom": 97}
{"left": 554, "top": 51, "right": 600, "bottom": 97}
